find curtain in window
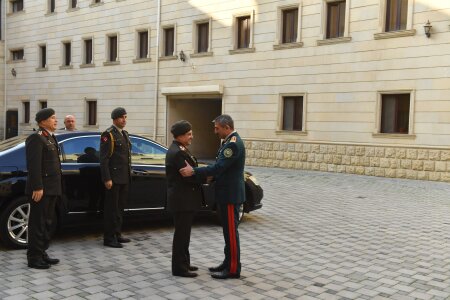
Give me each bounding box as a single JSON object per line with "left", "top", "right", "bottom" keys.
{"left": 385, "top": 0, "right": 408, "bottom": 32}
{"left": 164, "top": 28, "right": 174, "bottom": 56}
{"left": 197, "top": 23, "right": 209, "bottom": 53}
{"left": 139, "top": 31, "right": 148, "bottom": 58}
{"left": 237, "top": 16, "right": 250, "bottom": 49}
{"left": 282, "top": 9, "right": 298, "bottom": 43}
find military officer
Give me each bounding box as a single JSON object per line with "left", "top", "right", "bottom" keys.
{"left": 165, "top": 120, "right": 204, "bottom": 277}
{"left": 26, "top": 108, "right": 62, "bottom": 269}
{"left": 180, "top": 114, "right": 245, "bottom": 279}
{"left": 100, "top": 107, "right": 132, "bottom": 248}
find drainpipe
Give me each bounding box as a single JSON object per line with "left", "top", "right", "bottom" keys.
{"left": 153, "top": 0, "right": 161, "bottom": 141}
{"left": 3, "top": 0, "right": 7, "bottom": 139}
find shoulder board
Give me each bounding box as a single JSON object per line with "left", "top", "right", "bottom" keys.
{"left": 38, "top": 130, "right": 49, "bottom": 137}
{"left": 230, "top": 136, "right": 237, "bottom": 143}
{"left": 105, "top": 126, "right": 114, "bottom": 133}
{"left": 179, "top": 145, "right": 186, "bottom": 151}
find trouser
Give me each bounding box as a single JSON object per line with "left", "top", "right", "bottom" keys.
{"left": 172, "top": 211, "right": 195, "bottom": 274}
{"left": 104, "top": 183, "right": 128, "bottom": 243}
{"left": 218, "top": 202, "right": 241, "bottom": 275}
{"left": 27, "top": 195, "right": 58, "bottom": 263}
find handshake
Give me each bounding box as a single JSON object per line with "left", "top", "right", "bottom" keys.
{"left": 179, "top": 160, "right": 213, "bottom": 183}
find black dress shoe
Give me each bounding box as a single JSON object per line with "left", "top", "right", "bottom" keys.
{"left": 208, "top": 263, "right": 226, "bottom": 272}
{"left": 43, "top": 256, "right": 60, "bottom": 265}
{"left": 172, "top": 271, "right": 198, "bottom": 278}
{"left": 117, "top": 237, "right": 130, "bottom": 243}
{"left": 211, "top": 270, "right": 240, "bottom": 279}
{"left": 28, "top": 260, "right": 50, "bottom": 269}
{"left": 188, "top": 266, "right": 198, "bottom": 271}
{"left": 103, "top": 241, "right": 123, "bottom": 248}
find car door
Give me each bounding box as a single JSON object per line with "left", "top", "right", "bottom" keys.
{"left": 127, "top": 136, "right": 167, "bottom": 211}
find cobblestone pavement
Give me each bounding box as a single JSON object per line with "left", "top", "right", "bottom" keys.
{"left": 1, "top": 167, "right": 450, "bottom": 300}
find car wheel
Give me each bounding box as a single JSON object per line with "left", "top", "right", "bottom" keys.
{"left": 0, "top": 197, "right": 29, "bottom": 249}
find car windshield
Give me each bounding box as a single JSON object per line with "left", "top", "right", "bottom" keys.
{"left": 0, "top": 135, "right": 27, "bottom": 152}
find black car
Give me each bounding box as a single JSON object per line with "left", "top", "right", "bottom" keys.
{"left": 0, "top": 131, "right": 263, "bottom": 248}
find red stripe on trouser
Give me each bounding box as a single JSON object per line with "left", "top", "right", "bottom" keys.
{"left": 228, "top": 204, "right": 238, "bottom": 274}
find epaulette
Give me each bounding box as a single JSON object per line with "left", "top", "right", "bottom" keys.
{"left": 38, "top": 130, "right": 49, "bottom": 137}
{"left": 230, "top": 136, "right": 237, "bottom": 143}
{"left": 179, "top": 145, "right": 186, "bottom": 151}
{"left": 105, "top": 126, "right": 114, "bottom": 133}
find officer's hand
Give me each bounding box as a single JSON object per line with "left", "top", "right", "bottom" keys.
{"left": 104, "top": 180, "right": 113, "bottom": 190}
{"left": 32, "top": 190, "right": 44, "bottom": 202}
{"left": 179, "top": 160, "right": 194, "bottom": 177}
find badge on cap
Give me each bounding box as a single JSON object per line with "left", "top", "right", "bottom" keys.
{"left": 224, "top": 148, "right": 233, "bottom": 158}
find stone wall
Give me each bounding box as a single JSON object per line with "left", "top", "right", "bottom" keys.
{"left": 245, "top": 140, "right": 450, "bottom": 183}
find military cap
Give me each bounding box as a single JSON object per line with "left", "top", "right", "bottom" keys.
{"left": 111, "top": 107, "right": 127, "bottom": 119}
{"left": 35, "top": 108, "right": 55, "bottom": 123}
{"left": 171, "top": 120, "right": 192, "bottom": 137}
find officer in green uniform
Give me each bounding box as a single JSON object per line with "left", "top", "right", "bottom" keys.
{"left": 100, "top": 107, "right": 132, "bottom": 248}
{"left": 180, "top": 114, "right": 245, "bottom": 279}
{"left": 26, "top": 108, "right": 62, "bottom": 269}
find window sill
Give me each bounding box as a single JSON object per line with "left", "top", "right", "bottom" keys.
{"left": 80, "top": 63, "right": 95, "bottom": 68}
{"left": 190, "top": 52, "right": 213, "bottom": 58}
{"left": 229, "top": 48, "right": 256, "bottom": 55}
{"left": 7, "top": 59, "right": 26, "bottom": 64}
{"left": 45, "top": 12, "right": 57, "bottom": 17}
{"left": 59, "top": 65, "right": 73, "bottom": 70}
{"left": 372, "top": 133, "right": 416, "bottom": 139}
{"left": 66, "top": 7, "right": 80, "bottom": 12}
{"left": 36, "top": 67, "right": 48, "bottom": 72}
{"left": 273, "top": 42, "right": 303, "bottom": 50}
{"left": 103, "top": 61, "right": 120, "bottom": 66}
{"left": 83, "top": 125, "right": 99, "bottom": 129}
{"left": 133, "top": 58, "right": 152, "bottom": 64}
{"left": 7, "top": 11, "right": 26, "bottom": 16}
{"left": 317, "top": 36, "right": 351, "bottom": 46}
{"left": 374, "top": 29, "right": 416, "bottom": 40}
{"left": 159, "top": 56, "right": 177, "bottom": 61}
{"left": 20, "top": 123, "right": 31, "bottom": 126}
{"left": 276, "top": 130, "right": 307, "bottom": 136}
{"left": 89, "top": 2, "right": 104, "bottom": 7}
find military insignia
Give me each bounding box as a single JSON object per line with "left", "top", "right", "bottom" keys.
{"left": 224, "top": 148, "right": 233, "bottom": 158}
{"left": 230, "top": 136, "right": 237, "bottom": 143}
{"left": 102, "top": 136, "right": 108, "bottom": 142}
{"left": 179, "top": 145, "right": 186, "bottom": 151}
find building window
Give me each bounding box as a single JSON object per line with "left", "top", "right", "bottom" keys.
{"left": 282, "top": 8, "right": 298, "bottom": 43}
{"left": 282, "top": 96, "right": 303, "bottom": 131}
{"left": 70, "top": 0, "right": 77, "bottom": 8}
{"left": 48, "top": 0, "right": 55, "bottom": 13}
{"left": 138, "top": 31, "right": 148, "bottom": 59}
{"left": 164, "top": 27, "right": 174, "bottom": 56}
{"left": 11, "top": 49, "right": 24, "bottom": 61}
{"left": 39, "top": 45, "right": 47, "bottom": 68}
{"left": 380, "top": 94, "right": 410, "bottom": 134}
{"left": 385, "top": 0, "right": 407, "bottom": 32}
{"left": 84, "top": 38, "right": 93, "bottom": 64}
{"left": 63, "top": 42, "right": 71, "bottom": 66}
{"left": 197, "top": 22, "right": 209, "bottom": 53}
{"left": 87, "top": 101, "right": 97, "bottom": 125}
{"left": 108, "top": 35, "right": 118, "bottom": 62}
{"left": 326, "top": 1, "right": 345, "bottom": 38}
{"left": 237, "top": 16, "right": 251, "bottom": 49}
{"left": 11, "top": 0, "right": 24, "bottom": 13}
{"left": 23, "top": 102, "right": 30, "bottom": 123}
{"left": 40, "top": 101, "right": 47, "bottom": 109}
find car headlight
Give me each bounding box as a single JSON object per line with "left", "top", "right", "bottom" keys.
{"left": 247, "top": 175, "right": 259, "bottom": 186}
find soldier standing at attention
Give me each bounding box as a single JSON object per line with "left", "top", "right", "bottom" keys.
{"left": 26, "top": 108, "right": 62, "bottom": 269}
{"left": 165, "top": 120, "right": 203, "bottom": 277}
{"left": 180, "top": 114, "right": 245, "bottom": 279}
{"left": 100, "top": 107, "right": 132, "bottom": 248}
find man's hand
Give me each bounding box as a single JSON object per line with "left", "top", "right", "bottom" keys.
{"left": 104, "top": 180, "right": 113, "bottom": 190}
{"left": 32, "top": 190, "right": 44, "bottom": 202}
{"left": 179, "top": 160, "right": 194, "bottom": 177}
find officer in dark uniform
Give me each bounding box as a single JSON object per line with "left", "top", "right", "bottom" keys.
{"left": 180, "top": 114, "right": 245, "bottom": 279}
{"left": 165, "top": 120, "right": 204, "bottom": 277}
{"left": 26, "top": 108, "right": 62, "bottom": 269}
{"left": 100, "top": 107, "right": 132, "bottom": 248}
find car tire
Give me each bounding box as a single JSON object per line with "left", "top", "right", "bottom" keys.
{"left": 0, "top": 196, "right": 30, "bottom": 249}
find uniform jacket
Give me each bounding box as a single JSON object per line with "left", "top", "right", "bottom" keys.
{"left": 194, "top": 132, "right": 246, "bottom": 205}
{"left": 99, "top": 125, "right": 132, "bottom": 184}
{"left": 25, "top": 127, "right": 62, "bottom": 196}
{"left": 165, "top": 141, "right": 204, "bottom": 212}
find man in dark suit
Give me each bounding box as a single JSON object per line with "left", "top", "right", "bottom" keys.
{"left": 100, "top": 107, "right": 132, "bottom": 248}
{"left": 26, "top": 108, "right": 62, "bottom": 269}
{"left": 180, "top": 114, "right": 245, "bottom": 279}
{"left": 165, "top": 120, "right": 204, "bottom": 277}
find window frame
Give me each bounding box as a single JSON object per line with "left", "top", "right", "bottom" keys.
{"left": 81, "top": 36, "right": 94, "bottom": 67}
{"left": 104, "top": 33, "right": 119, "bottom": 65}
{"left": 10, "top": 48, "right": 25, "bottom": 61}
{"left": 374, "top": 0, "right": 415, "bottom": 39}
{"left": 161, "top": 25, "right": 176, "bottom": 58}
{"left": 61, "top": 40, "right": 72, "bottom": 68}
{"left": 85, "top": 99, "right": 97, "bottom": 126}
{"left": 192, "top": 18, "right": 212, "bottom": 55}
{"left": 10, "top": 0, "right": 24, "bottom": 13}
{"left": 39, "top": 100, "right": 48, "bottom": 109}
{"left": 134, "top": 28, "right": 151, "bottom": 63}
{"left": 229, "top": 11, "right": 255, "bottom": 54}
{"left": 37, "top": 44, "right": 48, "bottom": 71}
{"left": 317, "top": 0, "right": 351, "bottom": 45}
{"left": 22, "top": 101, "right": 30, "bottom": 124}
{"left": 274, "top": 4, "right": 302, "bottom": 49}
{"left": 47, "top": 0, "right": 56, "bottom": 14}
{"left": 277, "top": 93, "right": 308, "bottom": 135}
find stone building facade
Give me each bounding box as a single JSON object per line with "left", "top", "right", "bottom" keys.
{"left": 1, "top": 0, "right": 450, "bottom": 181}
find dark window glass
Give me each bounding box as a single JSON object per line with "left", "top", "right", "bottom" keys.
{"left": 197, "top": 23, "right": 209, "bottom": 53}
{"left": 12, "top": 49, "right": 24, "bottom": 60}
{"left": 23, "top": 102, "right": 30, "bottom": 123}
{"left": 381, "top": 94, "right": 410, "bottom": 134}
{"left": 139, "top": 31, "right": 148, "bottom": 59}
{"left": 283, "top": 96, "right": 303, "bottom": 131}
{"left": 40, "top": 101, "right": 47, "bottom": 109}
{"left": 237, "top": 16, "right": 250, "bottom": 49}
{"left": 61, "top": 136, "right": 100, "bottom": 163}
{"left": 12, "top": 0, "right": 24, "bottom": 12}
{"left": 327, "top": 1, "right": 346, "bottom": 38}
{"left": 109, "top": 36, "right": 117, "bottom": 61}
{"left": 87, "top": 101, "right": 97, "bottom": 125}
{"left": 64, "top": 42, "right": 71, "bottom": 66}
{"left": 40, "top": 45, "right": 46, "bottom": 68}
{"left": 71, "top": 0, "right": 77, "bottom": 8}
{"left": 49, "top": 0, "right": 55, "bottom": 12}
{"left": 94, "top": 0, "right": 101, "bottom": 3}
{"left": 282, "top": 8, "right": 298, "bottom": 43}
{"left": 130, "top": 137, "right": 166, "bottom": 165}
{"left": 164, "top": 28, "right": 174, "bottom": 56}
{"left": 85, "top": 39, "right": 92, "bottom": 64}
{"left": 385, "top": 0, "right": 408, "bottom": 32}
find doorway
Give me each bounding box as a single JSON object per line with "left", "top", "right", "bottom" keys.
{"left": 6, "top": 110, "right": 18, "bottom": 139}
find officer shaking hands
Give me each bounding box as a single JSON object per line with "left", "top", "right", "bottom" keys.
{"left": 26, "top": 108, "right": 62, "bottom": 269}
{"left": 100, "top": 107, "right": 132, "bottom": 248}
